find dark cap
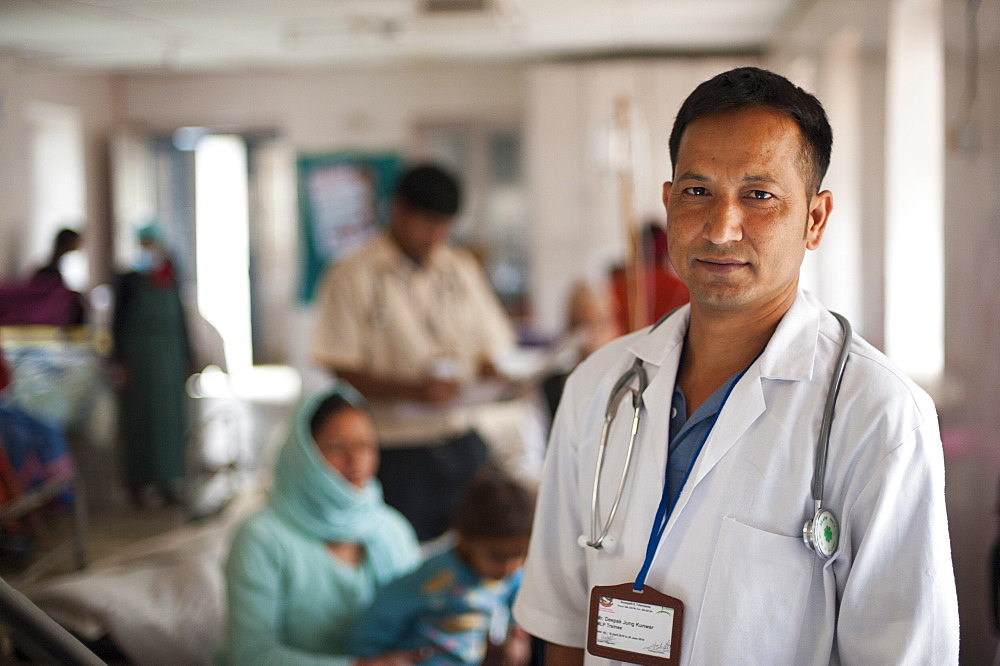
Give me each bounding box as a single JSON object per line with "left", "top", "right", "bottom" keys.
{"left": 396, "top": 163, "right": 462, "bottom": 217}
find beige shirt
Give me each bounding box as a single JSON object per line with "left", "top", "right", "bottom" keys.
{"left": 311, "top": 232, "right": 517, "bottom": 445}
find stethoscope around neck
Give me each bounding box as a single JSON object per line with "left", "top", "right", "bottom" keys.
{"left": 578, "top": 310, "right": 853, "bottom": 561}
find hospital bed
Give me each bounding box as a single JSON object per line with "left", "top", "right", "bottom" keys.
{"left": 1, "top": 325, "right": 99, "bottom": 587}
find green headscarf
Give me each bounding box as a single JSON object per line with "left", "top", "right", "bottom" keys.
{"left": 269, "top": 382, "right": 400, "bottom": 578}
{"left": 137, "top": 222, "right": 162, "bottom": 244}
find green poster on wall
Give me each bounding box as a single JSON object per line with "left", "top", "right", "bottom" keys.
{"left": 297, "top": 151, "right": 404, "bottom": 302}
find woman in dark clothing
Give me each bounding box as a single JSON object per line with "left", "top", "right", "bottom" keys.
{"left": 111, "top": 226, "right": 193, "bottom": 507}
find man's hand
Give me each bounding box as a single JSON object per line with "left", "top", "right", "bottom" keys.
{"left": 478, "top": 356, "right": 502, "bottom": 379}
{"left": 333, "top": 368, "right": 460, "bottom": 403}
{"left": 420, "top": 376, "right": 462, "bottom": 403}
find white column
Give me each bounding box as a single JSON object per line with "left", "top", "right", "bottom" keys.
{"left": 195, "top": 135, "right": 253, "bottom": 374}
{"left": 884, "top": 0, "right": 944, "bottom": 384}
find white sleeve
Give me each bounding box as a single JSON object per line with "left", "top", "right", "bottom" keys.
{"left": 310, "top": 261, "right": 367, "bottom": 371}
{"left": 835, "top": 417, "right": 959, "bottom": 664}
{"left": 512, "top": 372, "right": 591, "bottom": 648}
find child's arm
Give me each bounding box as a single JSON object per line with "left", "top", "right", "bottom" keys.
{"left": 488, "top": 627, "right": 531, "bottom": 666}
{"left": 493, "top": 571, "right": 530, "bottom": 666}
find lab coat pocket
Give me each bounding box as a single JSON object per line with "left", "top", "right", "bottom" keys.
{"left": 689, "top": 516, "right": 813, "bottom": 665}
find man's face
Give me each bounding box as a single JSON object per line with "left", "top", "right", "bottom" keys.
{"left": 663, "top": 106, "right": 832, "bottom": 314}
{"left": 389, "top": 201, "right": 454, "bottom": 265}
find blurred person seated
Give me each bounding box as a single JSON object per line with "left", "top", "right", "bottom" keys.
{"left": 540, "top": 281, "right": 619, "bottom": 419}
{"left": 0, "top": 227, "right": 87, "bottom": 327}
{"left": 28, "top": 226, "right": 87, "bottom": 325}
{"left": 219, "top": 383, "right": 422, "bottom": 665}
{"left": 350, "top": 465, "right": 534, "bottom": 666}
{"left": 608, "top": 221, "right": 689, "bottom": 334}
{"left": 565, "top": 281, "right": 620, "bottom": 358}
{"left": 0, "top": 340, "right": 10, "bottom": 392}
{"left": 29, "top": 228, "right": 83, "bottom": 291}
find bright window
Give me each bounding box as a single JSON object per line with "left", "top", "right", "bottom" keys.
{"left": 26, "top": 101, "right": 87, "bottom": 288}
{"left": 884, "top": 0, "right": 944, "bottom": 384}
{"left": 195, "top": 135, "right": 253, "bottom": 374}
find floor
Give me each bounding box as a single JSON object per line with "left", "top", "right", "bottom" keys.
{"left": 1, "top": 501, "right": 189, "bottom": 586}
{"left": 26, "top": 392, "right": 292, "bottom": 571}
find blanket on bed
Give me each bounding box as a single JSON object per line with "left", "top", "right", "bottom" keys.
{"left": 26, "top": 490, "right": 263, "bottom": 666}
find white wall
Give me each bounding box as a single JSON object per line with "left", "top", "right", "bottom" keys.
{"left": 0, "top": 53, "right": 117, "bottom": 284}
{"left": 814, "top": 28, "right": 866, "bottom": 334}
{"left": 943, "top": 0, "right": 1000, "bottom": 444}
{"left": 942, "top": 0, "right": 1000, "bottom": 663}
{"left": 124, "top": 59, "right": 776, "bottom": 346}
{"left": 525, "top": 57, "right": 754, "bottom": 336}
{"left": 119, "top": 62, "right": 528, "bottom": 390}
{"left": 768, "top": 1, "right": 891, "bottom": 345}
{"left": 884, "top": 0, "right": 946, "bottom": 383}
{"left": 122, "top": 64, "right": 527, "bottom": 149}
{"left": 774, "top": 1, "right": 1000, "bottom": 662}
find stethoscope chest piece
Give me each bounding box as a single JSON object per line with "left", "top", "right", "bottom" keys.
{"left": 803, "top": 507, "right": 839, "bottom": 559}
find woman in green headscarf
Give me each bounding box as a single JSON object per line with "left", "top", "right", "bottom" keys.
{"left": 220, "top": 383, "right": 422, "bottom": 665}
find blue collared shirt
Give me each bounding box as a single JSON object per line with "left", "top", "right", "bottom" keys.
{"left": 665, "top": 370, "right": 742, "bottom": 519}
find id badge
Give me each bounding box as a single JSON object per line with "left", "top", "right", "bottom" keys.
{"left": 587, "top": 583, "right": 684, "bottom": 665}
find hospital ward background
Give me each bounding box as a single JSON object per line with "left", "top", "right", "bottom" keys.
{"left": 0, "top": 0, "right": 997, "bottom": 663}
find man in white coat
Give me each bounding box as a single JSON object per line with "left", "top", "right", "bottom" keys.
{"left": 513, "top": 67, "right": 959, "bottom": 664}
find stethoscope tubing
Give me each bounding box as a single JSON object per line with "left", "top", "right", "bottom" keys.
{"left": 812, "top": 312, "right": 852, "bottom": 505}
{"left": 589, "top": 361, "right": 647, "bottom": 549}
{"left": 584, "top": 309, "right": 852, "bottom": 557}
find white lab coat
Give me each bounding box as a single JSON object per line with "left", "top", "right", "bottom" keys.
{"left": 513, "top": 290, "right": 958, "bottom": 665}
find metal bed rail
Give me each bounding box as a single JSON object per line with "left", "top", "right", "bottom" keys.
{"left": 0, "top": 574, "right": 104, "bottom": 665}
{"left": 0, "top": 475, "right": 88, "bottom": 587}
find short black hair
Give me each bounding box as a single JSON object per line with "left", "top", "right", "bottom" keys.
{"left": 310, "top": 393, "right": 364, "bottom": 439}
{"left": 53, "top": 228, "right": 81, "bottom": 254}
{"left": 452, "top": 465, "right": 536, "bottom": 540}
{"left": 668, "top": 67, "right": 833, "bottom": 194}
{"left": 395, "top": 163, "right": 462, "bottom": 217}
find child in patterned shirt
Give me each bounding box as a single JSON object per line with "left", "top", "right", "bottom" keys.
{"left": 349, "top": 465, "right": 535, "bottom": 665}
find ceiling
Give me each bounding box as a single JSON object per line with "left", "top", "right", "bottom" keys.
{"left": 0, "top": 0, "right": 803, "bottom": 72}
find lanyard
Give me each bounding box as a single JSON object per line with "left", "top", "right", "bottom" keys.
{"left": 632, "top": 359, "right": 757, "bottom": 592}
